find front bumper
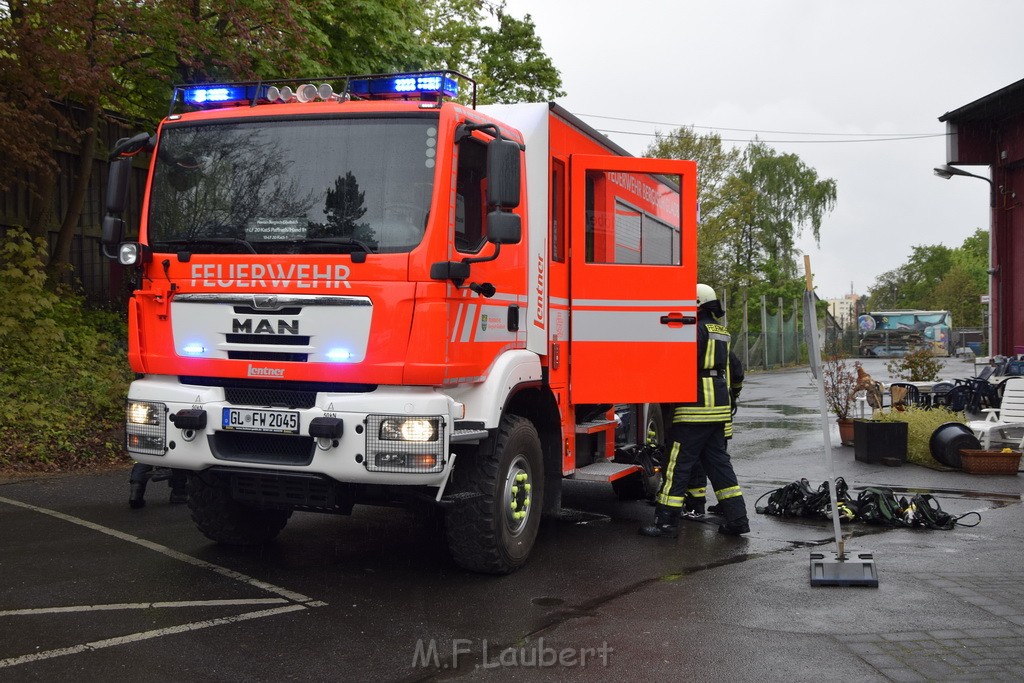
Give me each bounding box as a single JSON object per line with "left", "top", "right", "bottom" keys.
{"left": 125, "top": 376, "right": 462, "bottom": 487}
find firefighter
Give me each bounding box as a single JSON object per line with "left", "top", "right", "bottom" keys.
{"left": 640, "top": 284, "right": 750, "bottom": 538}
{"left": 682, "top": 348, "right": 743, "bottom": 518}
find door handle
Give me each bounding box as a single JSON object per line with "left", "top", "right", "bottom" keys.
{"left": 660, "top": 314, "right": 696, "bottom": 325}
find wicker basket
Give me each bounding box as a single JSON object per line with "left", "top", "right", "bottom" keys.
{"left": 958, "top": 449, "right": 1021, "bottom": 475}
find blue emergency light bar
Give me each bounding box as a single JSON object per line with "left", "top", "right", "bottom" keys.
{"left": 172, "top": 70, "right": 471, "bottom": 114}
{"left": 348, "top": 73, "right": 459, "bottom": 100}
{"left": 181, "top": 84, "right": 269, "bottom": 108}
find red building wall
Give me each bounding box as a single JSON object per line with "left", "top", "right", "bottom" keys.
{"left": 941, "top": 85, "right": 1024, "bottom": 356}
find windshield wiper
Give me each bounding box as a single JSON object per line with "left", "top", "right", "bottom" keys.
{"left": 292, "top": 237, "right": 375, "bottom": 254}
{"left": 156, "top": 237, "right": 257, "bottom": 254}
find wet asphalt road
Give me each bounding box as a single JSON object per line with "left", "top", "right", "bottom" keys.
{"left": 2, "top": 357, "right": 1023, "bottom": 682}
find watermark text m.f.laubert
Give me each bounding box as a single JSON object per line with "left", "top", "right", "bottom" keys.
{"left": 412, "top": 638, "right": 613, "bottom": 670}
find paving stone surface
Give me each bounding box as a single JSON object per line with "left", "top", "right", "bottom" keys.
{"left": 842, "top": 572, "right": 1024, "bottom": 681}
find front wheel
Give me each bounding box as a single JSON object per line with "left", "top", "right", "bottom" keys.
{"left": 445, "top": 415, "right": 543, "bottom": 574}
{"left": 187, "top": 472, "right": 292, "bottom": 545}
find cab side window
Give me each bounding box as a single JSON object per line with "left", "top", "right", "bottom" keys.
{"left": 455, "top": 136, "right": 488, "bottom": 253}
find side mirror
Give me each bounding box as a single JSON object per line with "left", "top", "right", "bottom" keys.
{"left": 101, "top": 215, "right": 124, "bottom": 250}
{"left": 100, "top": 216, "right": 126, "bottom": 260}
{"left": 486, "top": 210, "right": 521, "bottom": 245}
{"left": 105, "top": 158, "right": 132, "bottom": 214}
{"left": 486, "top": 138, "right": 521, "bottom": 208}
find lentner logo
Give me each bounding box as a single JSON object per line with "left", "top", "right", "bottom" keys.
{"left": 247, "top": 364, "right": 285, "bottom": 377}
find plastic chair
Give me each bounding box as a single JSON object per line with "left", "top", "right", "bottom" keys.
{"left": 967, "top": 377, "right": 1024, "bottom": 450}
{"left": 930, "top": 381, "right": 956, "bottom": 409}
{"left": 889, "top": 382, "right": 924, "bottom": 409}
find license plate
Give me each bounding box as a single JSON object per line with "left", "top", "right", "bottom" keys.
{"left": 222, "top": 408, "right": 300, "bottom": 434}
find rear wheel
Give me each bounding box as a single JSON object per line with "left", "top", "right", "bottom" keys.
{"left": 612, "top": 404, "right": 664, "bottom": 501}
{"left": 445, "top": 415, "right": 543, "bottom": 574}
{"left": 187, "top": 472, "right": 291, "bottom": 545}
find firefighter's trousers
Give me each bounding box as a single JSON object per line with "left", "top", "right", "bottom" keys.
{"left": 656, "top": 421, "right": 747, "bottom": 524}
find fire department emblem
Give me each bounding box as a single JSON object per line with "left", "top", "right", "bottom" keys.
{"left": 480, "top": 314, "right": 488, "bottom": 332}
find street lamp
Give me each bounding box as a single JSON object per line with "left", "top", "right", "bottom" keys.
{"left": 933, "top": 164, "right": 993, "bottom": 186}
{"left": 932, "top": 163, "right": 997, "bottom": 357}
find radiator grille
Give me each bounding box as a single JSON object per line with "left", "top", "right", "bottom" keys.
{"left": 179, "top": 377, "right": 377, "bottom": 409}
{"left": 226, "top": 334, "right": 311, "bottom": 345}
{"left": 230, "top": 471, "right": 338, "bottom": 508}
{"left": 210, "top": 432, "right": 315, "bottom": 465}
{"left": 227, "top": 351, "right": 310, "bottom": 363}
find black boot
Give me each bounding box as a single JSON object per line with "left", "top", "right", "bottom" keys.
{"left": 128, "top": 463, "right": 153, "bottom": 509}
{"left": 682, "top": 493, "right": 705, "bottom": 519}
{"left": 168, "top": 469, "right": 188, "bottom": 504}
{"left": 639, "top": 506, "right": 680, "bottom": 538}
{"left": 714, "top": 497, "right": 749, "bottom": 535}
{"left": 718, "top": 516, "right": 750, "bottom": 536}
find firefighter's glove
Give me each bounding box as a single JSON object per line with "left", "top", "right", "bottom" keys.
{"left": 730, "top": 389, "right": 741, "bottom": 417}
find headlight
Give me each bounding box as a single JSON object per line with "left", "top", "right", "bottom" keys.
{"left": 128, "top": 401, "right": 162, "bottom": 425}
{"left": 118, "top": 242, "right": 139, "bottom": 265}
{"left": 125, "top": 400, "right": 167, "bottom": 455}
{"left": 366, "top": 415, "right": 445, "bottom": 473}
{"left": 379, "top": 417, "right": 439, "bottom": 442}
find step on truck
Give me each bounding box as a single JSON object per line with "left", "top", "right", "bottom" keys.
{"left": 102, "top": 71, "right": 698, "bottom": 573}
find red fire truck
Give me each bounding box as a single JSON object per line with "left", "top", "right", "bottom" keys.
{"left": 102, "top": 71, "right": 697, "bottom": 573}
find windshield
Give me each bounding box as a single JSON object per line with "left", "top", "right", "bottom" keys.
{"left": 147, "top": 116, "right": 438, "bottom": 255}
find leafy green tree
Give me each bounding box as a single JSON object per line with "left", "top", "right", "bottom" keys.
{"left": 1, "top": 0, "right": 329, "bottom": 279}
{"left": 314, "top": 0, "right": 430, "bottom": 76}
{"left": 474, "top": 10, "right": 564, "bottom": 103}
{"left": 730, "top": 142, "right": 837, "bottom": 286}
{"left": 644, "top": 126, "right": 741, "bottom": 289}
{"left": 645, "top": 130, "right": 836, "bottom": 331}
{"left": 2, "top": 0, "right": 563, "bottom": 282}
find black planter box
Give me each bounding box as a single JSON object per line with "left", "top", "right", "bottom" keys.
{"left": 854, "top": 420, "right": 908, "bottom": 466}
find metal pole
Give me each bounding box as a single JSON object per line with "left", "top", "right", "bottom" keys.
{"left": 761, "top": 295, "right": 769, "bottom": 369}
{"left": 743, "top": 289, "right": 750, "bottom": 369}
{"left": 778, "top": 296, "right": 785, "bottom": 366}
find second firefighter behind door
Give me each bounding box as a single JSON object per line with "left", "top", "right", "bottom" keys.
{"left": 639, "top": 283, "right": 750, "bottom": 539}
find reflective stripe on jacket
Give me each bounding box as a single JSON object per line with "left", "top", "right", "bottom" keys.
{"left": 673, "top": 312, "right": 732, "bottom": 424}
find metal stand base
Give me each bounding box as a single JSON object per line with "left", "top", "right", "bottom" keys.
{"left": 810, "top": 550, "right": 879, "bottom": 587}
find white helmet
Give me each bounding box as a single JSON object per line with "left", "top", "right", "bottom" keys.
{"left": 696, "top": 283, "right": 718, "bottom": 306}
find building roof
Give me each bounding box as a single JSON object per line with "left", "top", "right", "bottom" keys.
{"left": 939, "top": 78, "right": 1024, "bottom": 123}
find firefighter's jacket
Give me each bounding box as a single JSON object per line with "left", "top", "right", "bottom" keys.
{"left": 673, "top": 310, "right": 741, "bottom": 425}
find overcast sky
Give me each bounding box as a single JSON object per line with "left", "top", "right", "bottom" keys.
{"left": 501, "top": 0, "right": 1023, "bottom": 299}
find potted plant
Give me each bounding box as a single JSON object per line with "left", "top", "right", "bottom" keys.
{"left": 821, "top": 350, "right": 858, "bottom": 445}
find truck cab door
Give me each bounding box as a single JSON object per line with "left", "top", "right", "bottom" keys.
{"left": 569, "top": 155, "right": 697, "bottom": 404}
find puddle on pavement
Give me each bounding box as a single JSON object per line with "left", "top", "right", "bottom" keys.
{"left": 531, "top": 597, "right": 565, "bottom": 607}
{"left": 757, "top": 404, "right": 820, "bottom": 416}
{"left": 744, "top": 421, "right": 817, "bottom": 432}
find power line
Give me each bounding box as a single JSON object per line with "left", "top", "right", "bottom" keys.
{"left": 578, "top": 112, "right": 941, "bottom": 139}
{"left": 593, "top": 128, "right": 945, "bottom": 144}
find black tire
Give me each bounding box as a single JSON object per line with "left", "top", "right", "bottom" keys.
{"left": 612, "top": 404, "right": 664, "bottom": 501}
{"left": 444, "top": 415, "right": 543, "bottom": 574}
{"left": 187, "top": 472, "right": 291, "bottom": 545}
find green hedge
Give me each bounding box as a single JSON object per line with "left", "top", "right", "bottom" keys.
{"left": 874, "top": 406, "right": 967, "bottom": 468}
{"left": 0, "top": 229, "right": 133, "bottom": 471}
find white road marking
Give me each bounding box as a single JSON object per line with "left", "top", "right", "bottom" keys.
{"left": 0, "top": 604, "right": 308, "bottom": 668}
{"left": 0, "top": 598, "right": 289, "bottom": 616}
{"left": 0, "top": 495, "right": 327, "bottom": 670}
{"left": 0, "top": 495, "right": 315, "bottom": 603}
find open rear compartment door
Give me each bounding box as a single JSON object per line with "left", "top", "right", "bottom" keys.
{"left": 569, "top": 155, "right": 698, "bottom": 404}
